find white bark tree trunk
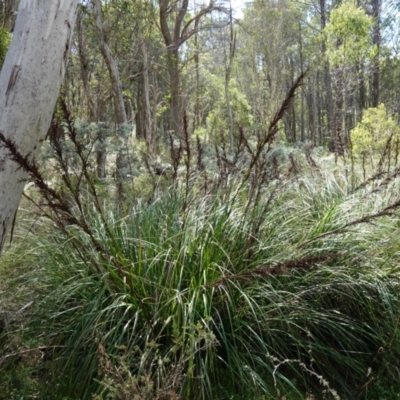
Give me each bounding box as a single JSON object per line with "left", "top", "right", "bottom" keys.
{"left": 0, "top": 0, "right": 78, "bottom": 253}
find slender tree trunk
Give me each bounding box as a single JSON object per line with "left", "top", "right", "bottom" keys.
{"left": 358, "top": 63, "right": 366, "bottom": 111}
{"left": 158, "top": 0, "right": 218, "bottom": 140}
{"left": 345, "top": 87, "right": 355, "bottom": 144}
{"left": 194, "top": 19, "right": 201, "bottom": 130}
{"left": 151, "top": 73, "right": 159, "bottom": 151}
{"left": 1, "top": 0, "right": 16, "bottom": 31}
{"left": 289, "top": 58, "right": 297, "bottom": 142}
{"left": 371, "top": 0, "right": 380, "bottom": 107}
{"left": 77, "top": 10, "right": 95, "bottom": 120}
{"left": 320, "top": 0, "right": 334, "bottom": 145}
{"left": 96, "top": 124, "right": 107, "bottom": 179}
{"left": 139, "top": 30, "right": 153, "bottom": 154}
{"left": 299, "top": 23, "right": 305, "bottom": 142}
{"left": 77, "top": 7, "right": 107, "bottom": 178}
{"left": 135, "top": 79, "right": 143, "bottom": 139}
{"left": 307, "top": 85, "right": 316, "bottom": 145}
{"left": 168, "top": 50, "right": 182, "bottom": 139}
{"left": 333, "top": 67, "right": 344, "bottom": 155}
{"left": 0, "top": 0, "right": 78, "bottom": 253}
{"left": 92, "top": 0, "right": 127, "bottom": 126}
{"left": 225, "top": 5, "right": 236, "bottom": 151}
{"left": 92, "top": 0, "right": 128, "bottom": 185}
{"left": 317, "top": 71, "right": 323, "bottom": 145}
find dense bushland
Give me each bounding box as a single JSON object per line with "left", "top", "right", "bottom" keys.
{"left": 2, "top": 98, "right": 400, "bottom": 399}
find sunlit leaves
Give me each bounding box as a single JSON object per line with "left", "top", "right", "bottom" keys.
{"left": 324, "top": 0, "right": 377, "bottom": 67}
{"left": 351, "top": 104, "right": 400, "bottom": 156}
{"left": 0, "top": 26, "right": 11, "bottom": 69}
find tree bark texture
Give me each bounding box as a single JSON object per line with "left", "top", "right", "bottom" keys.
{"left": 0, "top": 0, "right": 78, "bottom": 253}
{"left": 168, "top": 52, "right": 182, "bottom": 138}
{"left": 92, "top": 0, "right": 127, "bottom": 126}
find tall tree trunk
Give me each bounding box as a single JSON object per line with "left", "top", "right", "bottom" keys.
{"left": 96, "top": 124, "right": 107, "bottom": 179}
{"left": 194, "top": 19, "right": 201, "bottom": 130}
{"left": 77, "top": 6, "right": 106, "bottom": 177}
{"left": 158, "top": 0, "right": 218, "bottom": 139}
{"left": 307, "top": 84, "right": 316, "bottom": 145}
{"left": 371, "top": 0, "right": 380, "bottom": 107}
{"left": 168, "top": 50, "right": 182, "bottom": 139}
{"left": 92, "top": 0, "right": 127, "bottom": 126}
{"left": 151, "top": 72, "right": 159, "bottom": 152}
{"left": 135, "top": 79, "right": 143, "bottom": 139}
{"left": 358, "top": 63, "right": 366, "bottom": 111}
{"left": 1, "top": 0, "right": 16, "bottom": 31}
{"left": 92, "top": 0, "right": 128, "bottom": 184}
{"left": 320, "top": 0, "right": 334, "bottom": 145}
{"left": 159, "top": 0, "right": 184, "bottom": 139}
{"left": 77, "top": 10, "right": 95, "bottom": 121}
{"left": 0, "top": 0, "right": 78, "bottom": 253}
{"left": 333, "top": 67, "right": 344, "bottom": 155}
{"left": 299, "top": 23, "right": 305, "bottom": 142}
{"left": 316, "top": 71, "right": 323, "bottom": 145}
{"left": 224, "top": 4, "right": 236, "bottom": 151}
{"left": 139, "top": 30, "right": 154, "bottom": 154}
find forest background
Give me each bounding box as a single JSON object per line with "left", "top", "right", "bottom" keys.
{"left": 2, "top": 0, "right": 400, "bottom": 399}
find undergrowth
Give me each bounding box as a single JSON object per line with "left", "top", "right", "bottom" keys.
{"left": 2, "top": 74, "right": 400, "bottom": 399}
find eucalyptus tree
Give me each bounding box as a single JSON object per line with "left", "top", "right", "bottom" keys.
{"left": 93, "top": 0, "right": 130, "bottom": 183}
{"left": 0, "top": 0, "right": 78, "bottom": 254}
{"left": 66, "top": 0, "right": 166, "bottom": 156}
{"left": 158, "top": 0, "right": 226, "bottom": 139}
{"left": 324, "top": 0, "right": 376, "bottom": 153}
{"left": 237, "top": 0, "right": 304, "bottom": 141}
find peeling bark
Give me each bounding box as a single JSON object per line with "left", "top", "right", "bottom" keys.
{"left": 0, "top": 0, "right": 78, "bottom": 253}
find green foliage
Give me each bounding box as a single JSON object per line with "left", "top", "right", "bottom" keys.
{"left": 4, "top": 164, "right": 400, "bottom": 398}
{"left": 350, "top": 104, "right": 400, "bottom": 157}
{"left": 0, "top": 26, "right": 11, "bottom": 68}
{"left": 324, "top": 0, "right": 376, "bottom": 67}
{"left": 204, "top": 73, "right": 253, "bottom": 141}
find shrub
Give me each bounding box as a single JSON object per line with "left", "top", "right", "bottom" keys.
{"left": 351, "top": 105, "right": 400, "bottom": 155}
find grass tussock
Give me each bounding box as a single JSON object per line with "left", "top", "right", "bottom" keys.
{"left": 2, "top": 169, "right": 400, "bottom": 399}
{"left": 2, "top": 87, "right": 400, "bottom": 399}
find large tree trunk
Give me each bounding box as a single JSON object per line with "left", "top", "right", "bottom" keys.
{"left": 0, "top": 0, "right": 78, "bottom": 253}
